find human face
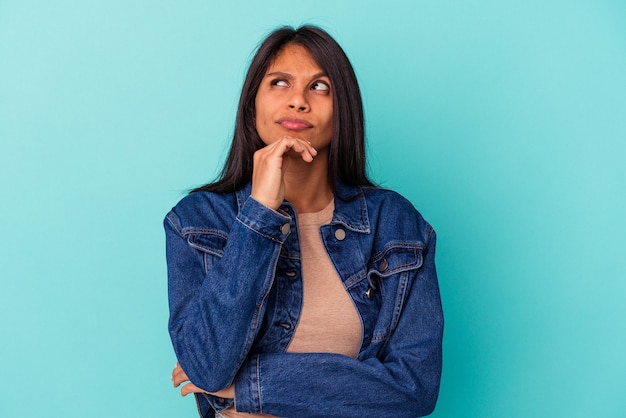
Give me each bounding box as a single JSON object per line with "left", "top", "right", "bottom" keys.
{"left": 254, "top": 43, "right": 333, "bottom": 151}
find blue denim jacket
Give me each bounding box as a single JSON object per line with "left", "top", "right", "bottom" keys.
{"left": 165, "top": 181, "right": 443, "bottom": 418}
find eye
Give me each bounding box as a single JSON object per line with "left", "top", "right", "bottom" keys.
{"left": 271, "top": 79, "right": 289, "bottom": 87}
{"left": 311, "top": 81, "right": 330, "bottom": 92}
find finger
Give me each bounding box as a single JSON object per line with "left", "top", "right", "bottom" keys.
{"left": 255, "top": 137, "right": 317, "bottom": 165}
{"left": 306, "top": 141, "right": 318, "bottom": 156}
{"left": 286, "top": 137, "right": 317, "bottom": 158}
{"left": 180, "top": 382, "right": 207, "bottom": 397}
{"left": 171, "top": 363, "right": 179, "bottom": 384}
{"left": 274, "top": 137, "right": 317, "bottom": 162}
{"left": 271, "top": 136, "right": 316, "bottom": 154}
{"left": 172, "top": 362, "right": 181, "bottom": 376}
{"left": 173, "top": 373, "right": 188, "bottom": 387}
{"left": 172, "top": 363, "right": 189, "bottom": 387}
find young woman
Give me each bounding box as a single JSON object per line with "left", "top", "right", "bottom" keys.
{"left": 165, "top": 25, "right": 443, "bottom": 418}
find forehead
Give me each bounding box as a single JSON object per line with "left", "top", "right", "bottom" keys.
{"left": 265, "top": 43, "right": 324, "bottom": 75}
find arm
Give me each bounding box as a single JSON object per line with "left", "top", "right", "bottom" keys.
{"left": 166, "top": 136, "right": 318, "bottom": 393}
{"left": 166, "top": 195, "right": 290, "bottom": 392}
{"left": 233, "top": 231, "right": 443, "bottom": 418}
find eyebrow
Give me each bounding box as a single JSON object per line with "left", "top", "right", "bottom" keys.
{"left": 265, "top": 71, "right": 329, "bottom": 80}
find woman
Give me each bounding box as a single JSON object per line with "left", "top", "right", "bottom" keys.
{"left": 166, "top": 25, "right": 443, "bottom": 418}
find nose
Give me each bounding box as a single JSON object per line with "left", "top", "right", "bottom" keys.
{"left": 288, "top": 89, "right": 309, "bottom": 112}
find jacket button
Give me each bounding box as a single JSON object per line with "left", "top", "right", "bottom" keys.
{"left": 280, "top": 223, "right": 291, "bottom": 235}
{"left": 334, "top": 228, "right": 346, "bottom": 241}
{"left": 380, "top": 259, "right": 389, "bottom": 272}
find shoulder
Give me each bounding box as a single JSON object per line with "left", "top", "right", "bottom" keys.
{"left": 164, "top": 190, "right": 238, "bottom": 233}
{"left": 362, "top": 186, "right": 418, "bottom": 212}
{"left": 361, "top": 186, "right": 434, "bottom": 244}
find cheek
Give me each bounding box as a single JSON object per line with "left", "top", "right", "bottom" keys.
{"left": 255, "top": 112, "right": 270, "bottom": 135}
{"left": 253, "top": 103, "right": 264, "bottom": 129}
{"left": 254, "top": 95, "right": 272, "bottom": 125}
{"left": 323, "top": 107, "right": 334, "bottom": 134}
{"left": 253, "top": 105, "right": 273, "bottom": 144}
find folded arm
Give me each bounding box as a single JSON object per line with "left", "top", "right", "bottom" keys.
{"left": 166, "top": 196, "right": 290, "bottom": 392}
{"left": 233, "top": 232, "right": 443, "bottom": 417}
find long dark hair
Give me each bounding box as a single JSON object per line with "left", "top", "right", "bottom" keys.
{"left": 193, "top": 25, "right": 373, "bottom": 194}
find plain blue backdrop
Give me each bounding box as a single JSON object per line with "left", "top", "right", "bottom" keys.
{"left": 1, "top": 1, "right": 625, "bottom": 416}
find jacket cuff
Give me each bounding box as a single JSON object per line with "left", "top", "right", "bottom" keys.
{"left": 236, "top": 197, "right": 292, "bottom": 244}
{"left": 234, "top": 355, "right": 262, "bottom": 414}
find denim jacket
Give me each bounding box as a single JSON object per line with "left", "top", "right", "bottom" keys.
{"left": 165, "top": 181, "right": 443, "bottom": 418}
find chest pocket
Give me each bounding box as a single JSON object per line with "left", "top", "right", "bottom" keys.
{"left": 365, "top": 242, "right": 424, "bottom": 351}
{"left": 369, "top": 242, "right": 424, "bottom": 278}
{"left": 185, "top": 229, "right": 228, "bottom": 273}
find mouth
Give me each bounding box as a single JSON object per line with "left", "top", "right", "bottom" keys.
{"left": 276, "top": 117, "right": 313, "bottom": 131}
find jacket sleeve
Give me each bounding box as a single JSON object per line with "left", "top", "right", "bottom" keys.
{"left": 165, "top": 195, "right": 290, "bottom": 392}
{"left": 233, "top": 229, "right": 443, "bottom": 418}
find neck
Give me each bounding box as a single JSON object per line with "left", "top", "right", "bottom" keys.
{"left": 283, "top": 151, "right": 333, "bottom": 213}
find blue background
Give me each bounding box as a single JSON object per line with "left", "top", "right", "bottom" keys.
{"left": 1, "top": 1, "right": 625, "bottom": 416}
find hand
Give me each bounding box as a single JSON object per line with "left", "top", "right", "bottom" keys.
{"left": 172, "top": 362, "right": 207, "bottom": 396}
{"left": 171, "top": 362, "right": 235, "bottom": 399}
{"left": 251, "top": 136, "right": 317, "bottom": 210}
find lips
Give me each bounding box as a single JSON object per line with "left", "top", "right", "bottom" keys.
{"left": 277, "top": 117, "right": 313, "bottom": 131}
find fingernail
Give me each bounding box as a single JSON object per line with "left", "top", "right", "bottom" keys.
{"left": 311, "top": 147, "right": 318, "bottom": 155}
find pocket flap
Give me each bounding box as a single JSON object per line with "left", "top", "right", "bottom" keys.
{"left": 369, "top": 242, "right": 424, "bottom": 277}
{"left": 185, "top": 230, "right": 228, "bottom": 257}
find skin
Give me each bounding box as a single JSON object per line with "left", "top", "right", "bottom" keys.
{"left": 172, "top": 43, "right": 335, "bottom": 398}
{"left": 171, "top": 362, "right": 218, "bottom": 397}
{"left": 251, "top": 43, "right": 334, "bottom": 213}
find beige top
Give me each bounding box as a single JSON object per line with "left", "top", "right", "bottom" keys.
{"left": 286, "top": 199, "right": 362, "bottom": 357}
{"left": 221, "top": 200, "right": 362, "bottom": 417}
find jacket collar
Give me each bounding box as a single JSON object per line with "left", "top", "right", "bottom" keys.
{"left": 332, "top": 181, "right": 371, "bottom": 234}
{"left": 236, "top": 181, "right": 371, "bottom": 234}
